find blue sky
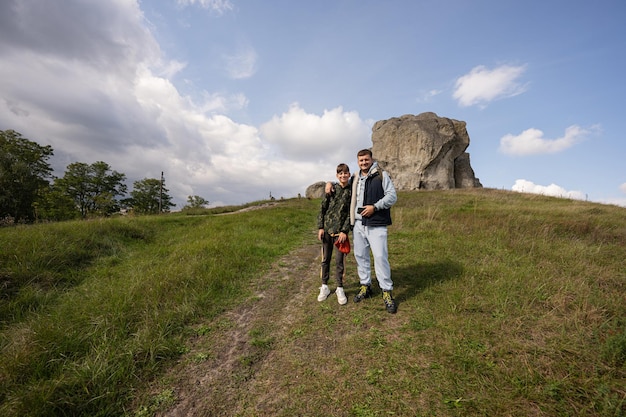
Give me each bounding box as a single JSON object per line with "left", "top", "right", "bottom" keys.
{"left": 1, "top": 0, "right": 625, "bottom": 207}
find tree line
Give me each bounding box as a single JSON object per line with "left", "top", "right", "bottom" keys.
{"left": 1, "top": 129, "right": 208, "bottom": 224}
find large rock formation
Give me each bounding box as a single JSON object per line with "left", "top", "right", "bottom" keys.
{"left": 372, "top": 112, "right": 481, "bottom": 190}
{"left": 305, "top": 182, "right": 327, "bottom": 199}
{"left": 304, "top": 112, "right": 481, "bottom": 197}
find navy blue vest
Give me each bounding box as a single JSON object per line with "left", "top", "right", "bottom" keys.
{"left": 361, "top": 171, "right": 392, "bottom": 227}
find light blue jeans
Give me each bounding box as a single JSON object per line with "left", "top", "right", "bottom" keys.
{"left": 352, "top": 220, "right": 393, "bottom": 291}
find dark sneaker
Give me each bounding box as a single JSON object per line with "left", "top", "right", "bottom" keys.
{"left": 353, "top": 285, "right": 372, "bottom": 303}
{"left": 382, "top": 290, "right": 397, "bottom": 314}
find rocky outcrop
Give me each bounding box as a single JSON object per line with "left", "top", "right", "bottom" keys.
{"left": 305, "top": 112, "right": 481, "bottom": 195}
{"left": 372, "top": 112, "right": 481, "bottom": 190}
{"left": 305, "top": 182, "right": 327, "bottom": 199}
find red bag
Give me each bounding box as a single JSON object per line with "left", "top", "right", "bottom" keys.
{"left": 334, "top": 236, "right": 351, "bottom": 254}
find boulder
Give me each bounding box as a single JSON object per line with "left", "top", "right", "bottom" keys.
{"left": 372, "top": 112, "right": 481, "bottom": 190}
{"left": 304, "top": 112, "right": 481, "bottom": 195}
{"left": 305, "top": 181, "right": 327, "bottom": 199}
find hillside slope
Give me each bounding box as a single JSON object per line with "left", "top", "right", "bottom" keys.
{"left": 135, "top": 190, "right": 626, "bottom": 417}
{"left": 1, "top": 190, "right": 624, "bottom": 416}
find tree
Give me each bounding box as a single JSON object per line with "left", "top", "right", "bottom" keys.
{"left": 36, "top": 185, "right": 81, "bottom": 221}
{"left": 0, "top": 129, "right": 54, "bottom": 222}
{"left": 54, "top": 161, "right": 127, "bottom": 218}
{"left": 129, "top": 177, "right": 175, "bottom": 215}
{"left": 185, "top": 195, "right": 209, "bottom": 209}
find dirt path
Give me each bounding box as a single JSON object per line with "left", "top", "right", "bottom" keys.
{"left": 216, "top": 202, "right": 280, "bottom": 215}
{"left": 154, "top": 242, "right": 322, "bottom": 417}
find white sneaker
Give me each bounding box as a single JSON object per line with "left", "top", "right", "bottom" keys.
{"left": 336, "top": 287, "right": 347, "bottom": 305}
{"left": 317, "top": 284, "right": 330, "bottom": 301}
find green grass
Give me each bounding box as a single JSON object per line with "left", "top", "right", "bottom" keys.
{"left": 386, "top": 190, "right": 626, "bottom": 416}
{"left": 0, "top": 198, "right": 317, "bottom": 416}
{"left": 1, "top": 190, "right": 625, "bottom": 416}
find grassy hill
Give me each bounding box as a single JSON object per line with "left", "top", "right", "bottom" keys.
{"left": 1, "top": 189, "right": 624, "bottom": 416}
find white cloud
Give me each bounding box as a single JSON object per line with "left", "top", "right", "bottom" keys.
{"left": 601, "top": 197, "right": 626, "bottom": 207}
{"left": 512, "top": 179, "right": 586, "bottom": 200}
{"left": 453, "top": 64, "right": 528, "bottom": 107}
{"left": 159, "top": 60, "right": 188, "bottom": 79}
{"left": 417, "top": 89, "right": 442, "bottom": 103}
{"left": 499, "top": 125, "right": 598, "bottom": 156}
{"left": 223, "top": 47, "right": 258, "bottom": 79}
{"left": 260, "top": 103, "right": 372, "bottom": 163}
{"left": 0, "top": 0, "right": 354, "bottom": 207}
{"left": 176, "top": 0, "right": 233, "bottom": 14}
{"left": 595, "top": 183, "right": 626, "bottom": 207}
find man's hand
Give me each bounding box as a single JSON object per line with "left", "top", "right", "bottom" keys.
{"left": 360, "top": 205, "right": 375, "bottom": 217}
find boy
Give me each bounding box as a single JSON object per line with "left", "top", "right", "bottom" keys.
{"left": 316, "top": 163, "right": 352, "bottom": 305}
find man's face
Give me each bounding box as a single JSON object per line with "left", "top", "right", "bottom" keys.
{"left": 357, "top": 154, "right": 373, "bottom": 173}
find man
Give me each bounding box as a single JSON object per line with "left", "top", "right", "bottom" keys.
{"left": 350, "top": 149, "right": 398, "bottom": 313}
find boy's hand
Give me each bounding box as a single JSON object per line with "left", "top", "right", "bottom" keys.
{"left": 318, "top": 229, "right": 324, "bottom": 241}
{"left": 324, "top": 182, "right": 334, "bottom": 194}
{"left": 337, "top": 232, "right": 347, "bottom": 243}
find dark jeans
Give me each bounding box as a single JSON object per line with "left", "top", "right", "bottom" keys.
{"left": 320, "top": 232, "right": 346, "bottom": 286}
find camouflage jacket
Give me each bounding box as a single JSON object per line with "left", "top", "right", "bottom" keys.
{"left": 317, "top": 183, "right": 351, "bottom": 235}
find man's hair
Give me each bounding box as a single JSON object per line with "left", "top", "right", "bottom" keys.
{"left": 357, "top": 149, "right": 372, "bottom": 158}
{"left": 336, "top": 163, "right": 350, "bottom": 173}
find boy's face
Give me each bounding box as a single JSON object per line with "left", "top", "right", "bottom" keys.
{"left": 336, "top": 170, "right": 350, "bottom": 186}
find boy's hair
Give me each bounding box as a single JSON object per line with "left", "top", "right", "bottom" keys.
{"left": 336, "top": 163, "right": 350, "bottom": 173}
{"left": 357, "top": 149, "right": 372, "bottom": 158}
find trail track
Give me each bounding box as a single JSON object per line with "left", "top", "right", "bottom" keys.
{"left": 154, "top": 242, "right": 324, "bottom": 416}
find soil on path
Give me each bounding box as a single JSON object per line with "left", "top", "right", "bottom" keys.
{"left": 153, "top": 242, "right": 324, "bottom": 416}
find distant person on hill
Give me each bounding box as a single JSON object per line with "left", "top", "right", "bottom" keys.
{"left": 326, "top": 149, "right": 398, "bottom": 313}
{"left": 316, "top": 163, "right": 352, "bottom": 305}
